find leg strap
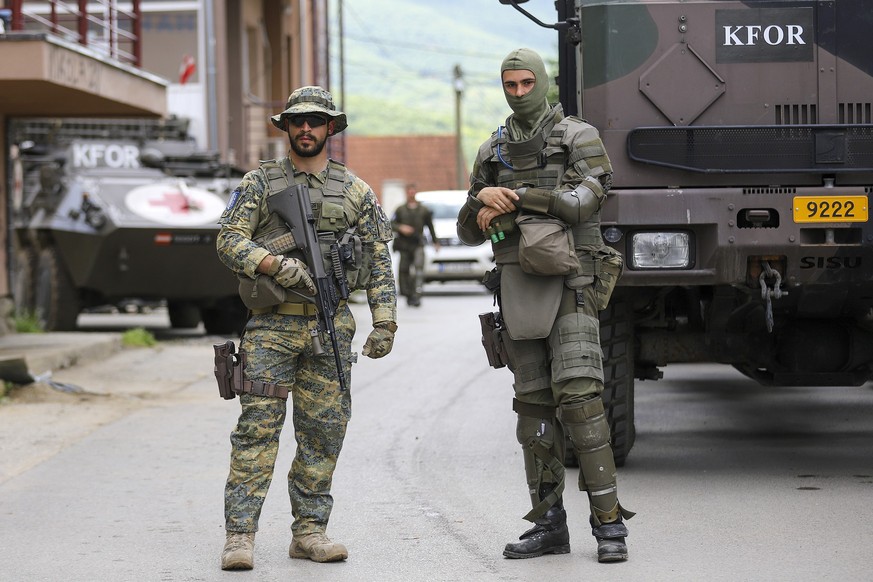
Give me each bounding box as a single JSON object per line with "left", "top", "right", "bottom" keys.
{"left": 512, "top": 399, "right": 556, "bottom": 419}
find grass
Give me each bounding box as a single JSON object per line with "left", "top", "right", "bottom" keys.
{"left": 122, "top": 327, "right": 157, "bottom": 347}
{"left": 13, "top": 311, "right": 44, "bottom": 333}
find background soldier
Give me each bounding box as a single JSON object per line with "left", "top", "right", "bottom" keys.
{"left": 216, "top": 86, "right": 397, "bottom": 570}
{"left": 391, "top": 183, "right": 440, "bottom": 307}
{"left": 457, "top": 48, "right": 633, "bottom": 563}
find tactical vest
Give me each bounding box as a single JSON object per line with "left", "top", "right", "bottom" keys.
{"left": 254, "top": 157, "right": 365, "bottom": 289}
{"left": 487, "top": 118, "right": 604, "bottom": 263}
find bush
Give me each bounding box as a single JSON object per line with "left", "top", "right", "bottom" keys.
{"left": 122, "top": 327, "right": 157, "bottom": 347}
{"left": 14, "top": 311, "right": 44, "bottom": 333}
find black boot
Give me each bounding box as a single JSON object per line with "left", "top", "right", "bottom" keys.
{"left": 591, "top": 517, "right": 629, "bottom": 563}
{"left": 503, "top": 503, "right": 570, "bottom": 559}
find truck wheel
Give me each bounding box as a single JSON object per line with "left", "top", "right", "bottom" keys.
{"left": 168, "top": 302, "right": 201, "bottom": 329}
{"left": 12, "top": 246, "right": 37, "bottom": 316}
{"left": 34, "top": 246, "right": 79, "bottom": 331}
{"left": 599, "top": 291, "right": 636, "bottom": 467}
{"left": 201, "top": 297, "right": 248, "bottom": 336}
{"left": 562, "top": 291, "right": 637, "bottom": 468}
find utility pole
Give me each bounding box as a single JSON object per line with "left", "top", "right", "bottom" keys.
{"left": 453, "top": 64, "right": 465, "bottom": 189}
{"left": 334, "top": 0, "right": 346, "bottom": 160}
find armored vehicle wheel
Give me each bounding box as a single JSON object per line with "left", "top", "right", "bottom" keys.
{"left": 168, "top": 302, "right": 202, "bottom": 329}
{"left": 201, "top": 297, "right": 248, "bottom": 336}
{"left": 12, "top": 246, "right": 37, "bottom": 317}
{"left": 599, "top": 291, "right": 636, "bottom": 467}
{"left": 563, "top": 290, "right": 636, "bottom": 468}
{"left": 34, "top": 246, "right": 79, "bottom": 331}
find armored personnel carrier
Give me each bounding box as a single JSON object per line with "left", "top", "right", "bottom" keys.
{"left": 502, "top": 0, "right": 873, "bottom": 464}
{"left": 10, "top": 117, "right": 247, "bottom": 334}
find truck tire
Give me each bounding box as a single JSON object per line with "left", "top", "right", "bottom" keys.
{"left": 201, "top": 296, "right": 248, "bottom": 336}
{"left": 599, "top": 291, "right": 636, "bottom": 467}
{"left": 12, "top": 246, "right": 37, "bottom": 316}
{"left": 168, "top": 302, "right": 202, "bottom": 329}
{"left": 34, "top": 246, "right": 79, "bottom": 331}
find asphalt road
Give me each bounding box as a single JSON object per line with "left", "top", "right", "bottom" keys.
{"left": 1, "top": 282, "right": 871, "bottom": 581}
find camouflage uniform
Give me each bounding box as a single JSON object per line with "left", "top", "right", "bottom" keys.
{"left": 217, "top": 158, "right": 395, "bottom": 537}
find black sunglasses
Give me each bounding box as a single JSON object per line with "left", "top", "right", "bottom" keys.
{"left": 287, "top": 114, "right": 328, "bottom": 128}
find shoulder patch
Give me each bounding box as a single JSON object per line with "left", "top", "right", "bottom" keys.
{"left": 225, "top": 188, "right": 240, "bottom": 210}
{"left": 374, "top": 198, "right": 389, "bottom": 223}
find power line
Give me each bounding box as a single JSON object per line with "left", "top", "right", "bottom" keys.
{"left": 343, "top": 33, "right": 509, "bottom": 61}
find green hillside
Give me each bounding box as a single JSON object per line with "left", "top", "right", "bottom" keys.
{"left": 331, "top": 0, "right": 559, "bottom": 165}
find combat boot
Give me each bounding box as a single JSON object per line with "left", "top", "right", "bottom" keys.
{"left": 221, "top": 531, "right": 255, "bottom": 570}
{"left": 289, "top": 532, "right": 348, "bottom": 562}
{"left": 503, "top": 502, "right": 571, "bottom": 559}
{"left": 591, "top": 517, "right": 629, "bottom": 563}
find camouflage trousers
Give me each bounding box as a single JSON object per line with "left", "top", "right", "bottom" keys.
{"left": 224, "top": 304, "right": 356, "bottom": 536}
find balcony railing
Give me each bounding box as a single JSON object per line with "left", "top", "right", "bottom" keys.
{"left": 6, "top": 0, "right": 142, "bottom": 66}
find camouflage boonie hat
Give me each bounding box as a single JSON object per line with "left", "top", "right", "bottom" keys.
{"left": 271, "top": 86, "right": 347, "bottom": 133}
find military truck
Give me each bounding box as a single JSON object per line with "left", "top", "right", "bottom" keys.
{"left": 501, "top": 0, "right": 873, "bottom": 465}
{"left": 10, "top": 117, "right": 247, "bottom": 335}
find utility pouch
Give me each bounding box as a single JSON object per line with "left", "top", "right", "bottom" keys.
{"left": 214, "top": 340, "right": 242, "bottom": 400}
{"left": 238, "top": 273, "right": 286, "bottom": 310}
{"left": 515, "top": 213, "right": 577, "bottom": 276}
{"left": 479, "top": 312, "right": 508, "bottom": 369}
{"left": 482, "top": 267, "right": 502, "bottom": 292}
{"left": 594, "top": 246, "right": 624, "bottom": 311}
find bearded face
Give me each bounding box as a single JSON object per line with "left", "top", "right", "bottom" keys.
{"left": 288, "top": 126, "right": 328, "bottom": 158}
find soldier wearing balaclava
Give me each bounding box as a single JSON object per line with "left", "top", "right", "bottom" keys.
{"left": 457, "top": 48, "right": 635, "bottom": 563}
{"left": 501, "top": 47, "right": 552, "bottom": 140}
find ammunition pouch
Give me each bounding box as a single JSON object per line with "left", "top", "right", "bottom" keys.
{"left": 478, "top": 311, "right": 509, "bottom": 369}
{"left": 238, "top": 273, "right": 286, "bottom": 310}
{"left": 594, "top": 247, "right": 623, "bottom": 311}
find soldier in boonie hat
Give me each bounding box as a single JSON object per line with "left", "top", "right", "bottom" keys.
{"left": 271, "top": 86, "right": 348, "bottom": 134}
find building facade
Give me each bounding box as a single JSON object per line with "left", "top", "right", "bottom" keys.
{"left": 0, "top": 0, "right": 329, "bottom": 332}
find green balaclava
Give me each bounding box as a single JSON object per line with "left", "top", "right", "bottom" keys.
{"left": 501, "top": 48, "right": 550, "bottom": 139}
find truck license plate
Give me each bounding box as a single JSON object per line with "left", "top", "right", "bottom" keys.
{"left": 793, "top": 195, "right": 868, "bottom": 223}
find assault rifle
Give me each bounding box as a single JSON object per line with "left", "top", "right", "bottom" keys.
{"left": 267, "top": 184, "right": 348, "bottom": 391}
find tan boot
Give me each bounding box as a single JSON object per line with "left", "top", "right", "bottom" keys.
{"left": 221, "top": 532, "right": 255, "bottom": 570}
{"left": 289, "top": 532, "right": 348, "bottom": 562}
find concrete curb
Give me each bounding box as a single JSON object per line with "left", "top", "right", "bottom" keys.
{"left": 0, "top": 333, "right": 123, "bottom": 384}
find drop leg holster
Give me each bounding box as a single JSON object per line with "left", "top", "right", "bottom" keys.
{"left": 561, "top": 396, "right": 634, "bottom": 526}
{"left": 513, "top": 398, "right": 566, "bottom": 522}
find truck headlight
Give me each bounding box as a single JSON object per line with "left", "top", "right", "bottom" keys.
{"left": 631, "top": 232, "right": 691, "bottom": 269}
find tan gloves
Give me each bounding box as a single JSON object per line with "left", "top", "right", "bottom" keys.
{"left": 267, "top": 255, "right": 316, "bottom": 295}
{"left": 362, "top": 322, "right": 397, "bottom": 359}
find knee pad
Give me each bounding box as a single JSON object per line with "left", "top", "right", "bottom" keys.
{"left": 516, "top": 412, "right": 558, "bottom": 486}
{"left": 561, "top": 398, "right": 617, "bottom": 511}
{"left": 515, "top": 413, "right": 556, "bottom": 449}
{"left": 549, "top": 313, "right": 603, "bottom": 384}
{"left": 514, "top": 401, "right": 565, "bottom": 521}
